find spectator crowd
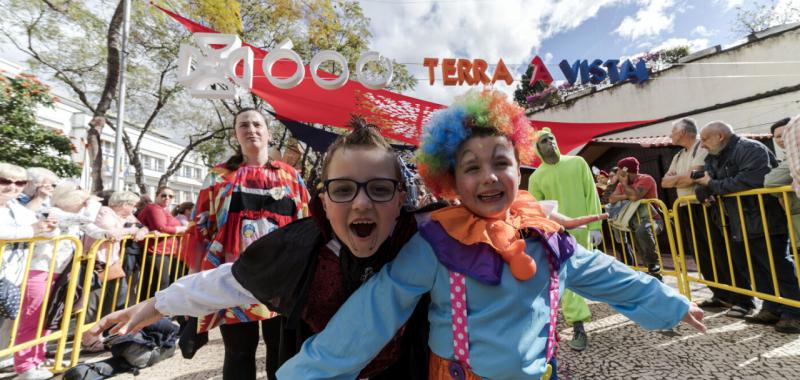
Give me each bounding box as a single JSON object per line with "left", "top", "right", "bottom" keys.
{"left": 598, "top": 117, "right": 800, "bottom": 334}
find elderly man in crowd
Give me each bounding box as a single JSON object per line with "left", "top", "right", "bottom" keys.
{"left": 662, "top": 118, "right": 749, "bottom": 312}
{"left": 695, "top": 121, "right": 800, "bottom": 333}
{"left": 609, "top": 157, "right": 664, "bottom": 279}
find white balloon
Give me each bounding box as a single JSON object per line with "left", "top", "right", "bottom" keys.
{"left": 356, "top": 51, "right": 393, "bottom": 90}
{"left": 262, "top": 48, "right": 305, "bottom": 89}
{"left": 310, "top": 50, "right": 349, "bottom": 90}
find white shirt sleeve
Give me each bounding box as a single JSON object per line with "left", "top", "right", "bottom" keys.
{"left": 154, "top": 263, "right": 260, "bottom": 317}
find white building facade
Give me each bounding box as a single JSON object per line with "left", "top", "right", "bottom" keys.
{"left": 1, "top": 58, "right": 208, "bottom": 204}
{"left": 530, "top": 23, "right": 800, "bottom": 156}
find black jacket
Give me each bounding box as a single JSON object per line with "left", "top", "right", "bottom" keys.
{"left": 231, "top": 196, "right": 434, "bottom": 379}
{"left": 695, "top": 135, "right": 786, "bottom": 241}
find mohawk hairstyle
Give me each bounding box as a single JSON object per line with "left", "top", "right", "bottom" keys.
{"left": 320, "top": 114, "right": 399, "bottom": 182}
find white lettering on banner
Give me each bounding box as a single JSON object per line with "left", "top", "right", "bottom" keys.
{"left": 177, "top": 33, "right": 254, "bottom": 99}
{"left": 177, "top": 33, "right": 392, "bottom": 98}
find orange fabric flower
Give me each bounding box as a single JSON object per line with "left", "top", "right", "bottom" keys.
{"left": 431, "top": 192, "right": 561, "bottom": 280}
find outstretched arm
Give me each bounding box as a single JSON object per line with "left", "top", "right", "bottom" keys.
{"left": 88, "top": 263, "right": 257, "bottom": 336}
{"left": 564, "top": 246, "right": 705, "bottom": 332}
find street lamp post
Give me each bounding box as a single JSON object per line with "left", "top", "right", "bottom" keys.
{"left": 112, "top": 0, "right": 131, "bottom": 191}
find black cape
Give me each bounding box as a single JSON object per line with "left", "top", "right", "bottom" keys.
{"left": 231, "top": 197, "right": 437, "bottom": 379}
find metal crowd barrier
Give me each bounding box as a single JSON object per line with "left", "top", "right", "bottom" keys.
{"left": 0, "top": 232, "right": 188, "bottom": 373}
{"left": 67, "top": 232, "right": 188, "bottom": 369}
{"left": 601, "top": 199, "right": 686, "bottom": 295}
{"left": 672, "top": 185, "right": 800, "bottom": 309}
{"left": 0, "top": 235, "right": 83, "bottom": 372}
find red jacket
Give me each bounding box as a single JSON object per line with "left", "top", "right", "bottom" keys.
{"left": 138, "top": 203, "right": 182, "bottom": 255}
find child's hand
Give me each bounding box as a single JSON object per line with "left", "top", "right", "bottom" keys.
{"left": 682, "top": 303, "right": 706, "bottom": 333}
{"left": 551, "top": 213, "right": 609, "bottom": 230}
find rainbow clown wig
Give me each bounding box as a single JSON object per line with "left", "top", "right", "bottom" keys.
{"left": 415, "top": 89, "right": 535, "bottom": 198}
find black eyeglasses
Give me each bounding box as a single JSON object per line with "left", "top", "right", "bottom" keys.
{"left": 323, "top": 178, "right": 400, "bottom": 203}
{"left": 0, "top": 177, "right": 28, "bottom": 187}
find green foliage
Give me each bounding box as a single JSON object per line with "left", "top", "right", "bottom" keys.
{"left": 513, "top": 65, "right": 561, "bottom": 110}
{"left": 513, "top": 65, "right": 542, "bottom": 107}
{"left": 190, "top": 0, "right": 243, "bottom": 34}
{"left": 660, "top": 46, "right": 689, "bottom": 63}
{"left": 0, "top": 72, "right": 80, "bottom": 177}
{"left": 733, "top": 0, "right": 800, "bottom": 35}
{"left": 198, "top": 0, "right": 416, "bottom": 93}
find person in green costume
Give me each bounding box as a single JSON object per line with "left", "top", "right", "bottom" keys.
{"left": 527, "top": 128, "right": 603, "bottom": 352}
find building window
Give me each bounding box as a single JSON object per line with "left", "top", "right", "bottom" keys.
{"left": 142, "top": 156, "right": 152, "bottom": 170}
{"left": 101, "top": 141, "right": 114, "bottom": 157}
{"left": 194, "top": 168, "right": 202, "bottom": 179}
{"left": 155, "top": 158, "right": 165, "bottom": 172}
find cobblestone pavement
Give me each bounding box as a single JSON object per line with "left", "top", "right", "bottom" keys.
{"left": 2, "top": 277, "right": 797, "bottom": 379}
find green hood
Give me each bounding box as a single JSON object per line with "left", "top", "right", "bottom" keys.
{"left": 533, "top": 128, "right": 561, "bottom": 164}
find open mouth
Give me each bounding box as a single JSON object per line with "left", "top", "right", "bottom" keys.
{"left": 477, "top": 191, "right": 504, "bottom": 202}
{"left": 350, "top": 221, "right": 376, "bottom": 238}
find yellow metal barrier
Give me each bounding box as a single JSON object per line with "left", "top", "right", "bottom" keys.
{"left": 65, "top": 232, "right": 187, "bottom": 369}
{"left": 672, "top": 185, "right": 800, "bottom": 309}
{"left": 601, "top": 199, "right": 686, "bottom": 295}
{"left": 0, "top": 231, "right": 189, "bottom": 373}
{"left": 0, "top": 235, "right": 83, "bottom": 372}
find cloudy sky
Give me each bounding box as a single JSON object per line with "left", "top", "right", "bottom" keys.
{"left": 358, "top": 0, "right": 783, "bottom": 104}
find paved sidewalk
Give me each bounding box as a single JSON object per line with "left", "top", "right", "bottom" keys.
{"left": 3, "top": 278, "right": 797, "bottom": 379}
{"left": 557, "top": 288, "right": 800, "bottom": 379}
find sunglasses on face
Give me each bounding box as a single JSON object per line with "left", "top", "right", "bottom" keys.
{"left": 0, "top": 178, "right": 28, "bottom": 187}
{"left": 323, "top": 178, "right": 400, "bottom": 203}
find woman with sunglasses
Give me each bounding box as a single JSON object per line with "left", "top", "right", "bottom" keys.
{"left": 0, "top": 163, "right": 58, "bottom": 379}
{"left": 137, "top": 186, "right": 188, "bottom": 299}
{"left": 0, "top": 163, "right": 58, "bottom": 275}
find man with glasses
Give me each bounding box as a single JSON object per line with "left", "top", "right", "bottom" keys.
{"left": 662, "top": 118, "right": 746, "bottom": 313}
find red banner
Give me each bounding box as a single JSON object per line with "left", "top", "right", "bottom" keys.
{"left": 156, "top": 5, "right": 658, "bottom": 160}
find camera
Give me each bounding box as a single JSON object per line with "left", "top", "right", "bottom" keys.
{"left": 690, "top": 170, "right": 706, "bottom": 180}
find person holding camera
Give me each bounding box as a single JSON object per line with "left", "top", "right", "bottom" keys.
{"left": 695, "top": 121, "right": 800, "bottom": 333}
{"left": 662, "top": 118, "right": 744, "bottom": 312}
{"left": 608, "top": 157, "right": 664, "bottom": 279}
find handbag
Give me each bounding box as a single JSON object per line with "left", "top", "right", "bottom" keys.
{"left": 0, "top": 277, "right": 21, "bottom": 320}
{"left": 609, "top": 200, "right": 642, "bottom": 232}
{"left": 97, "top": 262, "right": 126, "bottom": 281}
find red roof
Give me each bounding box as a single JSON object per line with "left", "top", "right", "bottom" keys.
{"left": 591, "top": 133, "right": 772, "bottom": 148}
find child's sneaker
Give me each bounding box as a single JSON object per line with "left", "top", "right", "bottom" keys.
{"left": 16, "top": 367, "right": 53, "bottom": 380}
